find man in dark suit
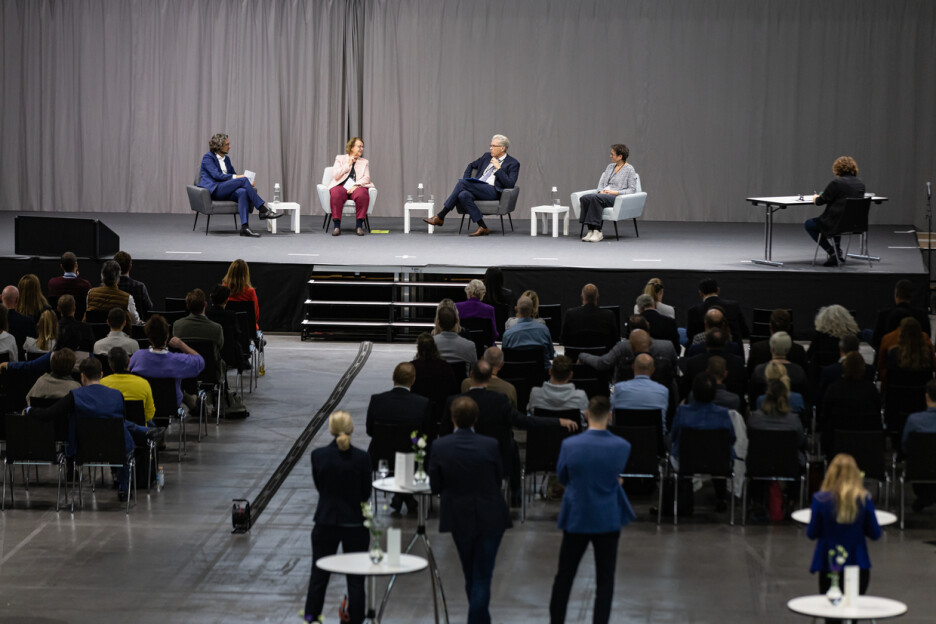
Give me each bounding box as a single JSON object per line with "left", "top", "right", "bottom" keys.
{"left": 423, "top": 134, "right": 520, "bottom": 237}
{"left": 680, "top": 328, "right": 747, "bottom": 403}
{"left": 636, "top": 293, "right": 679, "bottom": 352}
{"left": 429, "top": 395, "right": 512, "bottom": 624}
{"left": 56, "top": 295, "right": 95, "bottom": 353}
{"left": 171, "top": 289, "right": 224, "bottom": 383}
{"left": 579, "top": 315, "right": 677, "bottom": 384}
{"left": 686, "top": 278, "right": 750, "bottom": 345}
{"left": 685, "top": 307, "right": 745, "bottom": 361}
{"left": 747, "top": 308, "right": 807, "bottom": 374}
{"left": 871, "top": 279, "right": 930, "bottom": 352}
{"left": 198, "top": 133, "right": 283, "bottom": 238}
{"left": 560, "top": 283, "right": 618, "bottom": 351}
{"left": 113, "top": 251, "right": 154, "bottom": 319}
{"left": 366, "top": 362, "right": 433, "bottom": 514}
{"left": 47, "top": 251, "right": 92, "bottom": 303}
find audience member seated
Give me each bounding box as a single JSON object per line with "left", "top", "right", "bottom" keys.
{"left": 816, "top": 334, "right": 875, "bottom": 417}
{"left": 47, "top": 251, "right": 93, "bottom": 303}
{"left": 701, "top": 355, "right": 742, "bottom": 413}
{"left": 883, "top": 317, "right": 935, "bottom": 390}
{"left": 366, "top": 362, "right": 433, "bottom": 514}
{"left": 527, "top": 355, "right": 588, "bottom": 417}
{"left": 411, "top": 332, "right": 460, "bottom": 425}
{"left": 684, "top": 307, "right": 744, "bottom": 359}
{"left": 748, "top": 332, "right": 808, "bottom": 406}
{"left": 686, "top": 278, "right": 750, "bottom": 346}
{"left": 172, "top": 288, "right": 225, "bottom": 383}
{"left": 101, "top": 346, "right": 156, "bottom": 426}
{"left": 481, "top": 267, "right": 514, "bottom": 337}
{"left": 15, "top": 274, "right": 52, "bottom": 323}
{"left": 433, "top": 306, "right": 477, "bottom": 368}
{"left": 807, "top": 304, "right": 859, "bottom": 378}
{"left": 755, "top": 361, "right": 805, "bottom": 415}
{"left": 902, "top": 379, "right": 936, "bottom": 512}
{"left": 820, "top": 352, "right": 882, "bottom": 456}
{"left": 94, "top": 307, "right": 140, "bottom": 356}
{"left": 670, "top": 373, "right": 736, "bottom": 512}
{"left": 2, "top": 285, "right": 37, "bottom": 350}
{"left": 86, "top": 260, "right": 140, "bottom": 324}
{"left": 579, "top": 315, "right": 677, "bottom": 384}
{"left": 23, "top": 309, "right": 57, "bottom": 354}
{"left": 503, "top": 295, "right": 555, "bottom": 366}
{"left": 560, "top": 283, "right": 618, "bottom": 352}
{"left": 633, "top": 278, "right": 675, "bottom": 319}
{"left": 746, "top": 309, "right": 807, "bottom": 374}
{"left": 610, "top": 353, "right": 669, "bottom": 432}
{"left": 114, "top": 251, "right": 154, "bottom": 319}
{"left": 455, "top": 279, "right": 499, "bottom": 340}
{"left": 872, "top": 279, "right": 930, "bottom": 353}
{"left": 877, "top": 313, "right": 933, "bottom": 381}
{"left": 680, "top": 328, "right": 747, "bottom": 402}
{"left": 206, "top": 285, "right": 250, "bottom": 371}
{"left": 25, "top": 348, "right": 79, "bottom": 405}
{"left": 26, "top": 358, "right": 161, "bottom": 501}
{"left": 57, "top": 295, "right": 96, "bottom": 353}
{"left": 749, "top": 378, "right": 807, "bottom": 465}
{"left": 0, "top": 307, "right": 19, "bottom": 362}
{"left": 505, "top": 289, "right": 547, "bottom": 331}
{"left": 128, "top": 315, "right": 205, "bottom": 410}
{"left": 223, "top": 259, "right": 260, "bottom": 329}
{"left": 460, "top": 346, "right": 518, "bottom": 409}
{"left": 636, "top": 294, "right": 679, "bottom": 352}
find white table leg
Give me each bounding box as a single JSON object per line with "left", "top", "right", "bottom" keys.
{"left": 426, "top": 209, "right": 434, "bottom": 234}
{"left": 563, "top": 210, "right": 569, "bottom": 236}
{"left": 551, "top": 212, "right": 559, "bottom": 238}
{"left": 268, "top": 213, "right": 277, "bottom": 234}
{"left": 292, "top": 209, "right": 300, "bottom": 233}
{"left": 530, "top": 211, "right": 537, "bottom": 236}
{"left": 404, "top": 207, "right": 411, "bottom": 234}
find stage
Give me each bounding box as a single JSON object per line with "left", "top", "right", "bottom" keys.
{"left": 0, "top": 211, "right": 928, "bottom": 337}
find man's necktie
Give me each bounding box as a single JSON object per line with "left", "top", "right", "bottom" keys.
{"left": 479, "top": 161, "right": 495, "bottom": 182}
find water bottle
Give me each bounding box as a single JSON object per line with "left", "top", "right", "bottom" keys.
{"left": 273, "top": 183, "right": 281, "bottom": 203}
{"left": 417, "top": 183, "right": 424, "bottom": 202}
{"left": 551, "top": 186, "right": 560, "bottom": 206}
{"left": 156, "top": 465, "right": 165, "bottom": 491}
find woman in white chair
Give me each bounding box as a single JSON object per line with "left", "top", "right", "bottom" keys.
{"left": 578, "top": 144, "right": 637, "bottom": 242}
{"left": 328, "top": 137, "right": 375, "bottom": 236}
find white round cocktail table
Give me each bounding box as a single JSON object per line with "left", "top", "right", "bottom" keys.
{"left": 787, "top": 595, "right": 907, "bottom": 622}
{"left": 316, "top": 552, "right": 428, "bottom": 624}
{"left": 530, "top": 204, "right": 570, "bottom": 237}
{"left": 791, "top": 509, "right": 897, "bottom": 526}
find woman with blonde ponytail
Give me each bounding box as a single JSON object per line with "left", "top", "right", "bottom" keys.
{"left": 305, "top": 411, "right": 372, "bottom": 624}
{"left": 806, "top": 453, "right": 882, "bottom": 597}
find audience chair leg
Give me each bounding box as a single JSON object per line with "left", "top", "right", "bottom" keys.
{"left": 899, "top": 476, "right": 905, "bottom": 530}
{"left": 741, "top": 478, "right": 748, "bottom": 526}
{"left": 520, "top": 469, "right": 526, "bottom": 523}
{"left": 673, "top": 475, "right": 679, "bottom": 526}
{"left": 656, "top": 465, "right": 664, "bottom": 525}
{"left": 729, "top": 476, "right": 735, "bottom": 526}
{"left": 3, "top": 461, "right": 10, "bottom": 510}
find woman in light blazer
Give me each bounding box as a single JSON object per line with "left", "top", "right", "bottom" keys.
{"left": 329, "top": 137, "right": 375, "bottom": 236}
{"left": 579, "top": 143, "right": 637, "bottom": 243}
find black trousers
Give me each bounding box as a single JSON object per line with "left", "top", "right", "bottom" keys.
{"left": 578, "top": 193, "right": 615, "bottom": 229}
{"left": 305, "top": 524, "right": 370, "bottom": 624}
{"left": 549, "top": 530, "right": 620, "bottom": 624}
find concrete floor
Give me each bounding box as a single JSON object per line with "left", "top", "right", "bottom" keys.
{"left": 1, "top": 338, "right": 934, "bottom": 623}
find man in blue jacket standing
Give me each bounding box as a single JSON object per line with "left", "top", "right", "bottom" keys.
{"left": 548, "top": 396, "right": 634, "bottom": 624}
{"left": 198, "top": 133, "right": 283, "bottom": 238}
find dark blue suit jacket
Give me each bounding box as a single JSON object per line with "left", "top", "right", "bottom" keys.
{"left": 807, "top": 491, "right": 881, "bottom": 572}
{"left": 463, "top": 153, "right": 520, "bottom": 194}
{"left": 429, "top": 428, "right": 512, "bottom": 535}
{"left": 199, "top": 152, "right": 237, "bottom": 193}
{"left": 311, "top": 440, "right": 372, "bottom": 526}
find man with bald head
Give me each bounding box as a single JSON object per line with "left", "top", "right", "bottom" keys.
{"left": 610, "top": 352, "right": 669, "bottom": 432}
{"left": 2, "top": 285, "right": 37, "bottom": 350}
{"left": 561, "top": 283, "right": 619, "bottom": 351}
{"left": 578, "top": 315, "right": 677, "bottom": 383}
{"left": 461, "top": 346, "right": 518, "bottom": 409}
{"left": 502, "top": 295, "right": 555, "bottom": 365}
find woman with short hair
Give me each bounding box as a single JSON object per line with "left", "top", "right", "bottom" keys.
{"left": 328, "top": 137, "right": 375, "bottom": 236}
{"left": 455, "top": 279, "right": 499, "bottom": 339}
{"left": 577, "top": 144, "right": 637, "bottom": 243}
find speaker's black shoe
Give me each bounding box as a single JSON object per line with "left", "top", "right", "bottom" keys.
{"left": 259, "top": 206, "right": 285, "bottom": 220}
{"left": 240, "top": 226, "right": 260, "bottom": 238}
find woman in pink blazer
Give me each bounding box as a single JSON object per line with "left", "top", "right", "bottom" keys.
{"left": 329, "top": 137, "right": 374, "bottom": 236}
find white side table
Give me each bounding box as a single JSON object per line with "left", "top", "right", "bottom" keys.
{"left": 316, "top": 552, "right": 428, "bottom": 624}
{"left": 404, "top": 201, "right": 435, "bottom": 233}
{"left": 266, "top": 201, "right": 300, "bottom": 234}
{"left": 787, "top": 595, "right": 907, "bottom": 622}
{"left": 530, "top": 205, "right": 570, "bottom": 237}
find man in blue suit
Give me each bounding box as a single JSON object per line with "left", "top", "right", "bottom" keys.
{"left": 548, "top": 396, "right": 634, "bottom": 624}
{"left": 424, "top": 134, "right": 520, "bottom": 237}
{"left": 198, "top": 133, "right": 283, "bottom": 238}
{"left": 429, "top": 396, "right": 512, "bottom": 624}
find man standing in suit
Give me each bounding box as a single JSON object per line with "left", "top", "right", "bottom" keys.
{"left": 366, "top": 362, "right": 433, "bottom": 514}
{"left": 47, "top": 252, "right": 92, "bottom": 302}
{"left": 423, "top": 134, "right": 520, "bottom": 237}
{"left": 198, "top": 133, "right": 283, "bottom": 238}
{"left": 429, "top": 395, "right": 512, "bottom": 624}
{"left": 560, "top": 284, "right": 618, "bottom": 351}
{"left": 548, "top": 396, "right": 634, "bottom": 624}
{"left": 172, "top": 289, "right": 224, "bottom": 384}
{"left": 636, "top": 294, "right": 679, "bottom": 352}
{"left": 685, "top": 278, "right": 750, "bottom": 344}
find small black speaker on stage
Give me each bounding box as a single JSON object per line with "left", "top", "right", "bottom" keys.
{"left": 232, "top": 499, "right": 251, "bottom": 533}
{"left": 14, "top": 216, "right": 120, "bottom": 259}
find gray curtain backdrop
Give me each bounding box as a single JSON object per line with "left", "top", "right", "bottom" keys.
{"left": 2, "top": 0, "right": 935, "bottom": 225}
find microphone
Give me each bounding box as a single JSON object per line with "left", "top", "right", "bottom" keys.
{"left": 927, "top": 181, "right": 932, "bottom": 201}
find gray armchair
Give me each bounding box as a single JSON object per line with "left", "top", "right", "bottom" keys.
{"left": 570, "top": 172, "right": 647, "bottom": 240}
{"left": 456, "top": 167, "right": 520, "bottom": 235}
{"left": 186, "top": 173, "right": 239, "bottom": 235}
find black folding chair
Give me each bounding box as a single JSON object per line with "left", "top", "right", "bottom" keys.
{"left": 741, "top": 429, "right": 806, "bottom": 525}
{"left": 501, "top": 347, "right": 548, "bottom": 414}
{"left": 124, "top": 399, "right": 156, "bottom": 492}
{"left": 83, "top": 309, "right": 109, "bottom": 323}
{"left": 569, "top": 363, "right": 610, "bottom": 399}
{"left": 609, "top": 424, "right": 665, "bottom": 524}
{"left": 812, "top": 196, "right": 878, "bottom": 268}
{"left": 613, "top": 408, "right": 666, "bottom": 455}
{"left": 521, "top": 426, "right": 576, "bottom": 522}
{"left": 461, "top": 317, "right": 495, "bottom": 359}
{"left": 537, "top": 304, "right": 562, "bottom": 343}
{"left": 673, "top": 428, "right": 735, "bottom": 525}
{"left": 164, "top": 297, "right": 188, "bottom": 312}
{"left": 2, "top": 413, "right": 65, "bottom": 511}
{"left": 833, "top": 429, "right": 892, "bottom": 509}
{"left": 226, "top": 300, "right": 262, "bottom": 388}
{"left": 143, "top": 376, "right": 187, "bottom": 461}
{"left": 182, "top": 338, "right": 221, "bottom": 433}
{"left": 94, "top": 353, "right": 114, "bottom": 377}
{"left": 88, "top": 323, "right": 110, "bottom": 342}
{"left": 73, "top": 417, "right": 136, "bottom": 514}
{"left": 900, "top": 432, "right": 936, "bottom": 530}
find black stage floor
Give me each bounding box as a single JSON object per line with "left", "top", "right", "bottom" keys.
{"left": 0, "top": 211, "right": 928, "bottom": 336}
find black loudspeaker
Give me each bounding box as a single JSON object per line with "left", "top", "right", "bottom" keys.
{"left": 14, "top": 216, "right": 120, "bottom": 259}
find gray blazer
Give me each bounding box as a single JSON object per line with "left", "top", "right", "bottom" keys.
{"left": 433, "top": 331, "right": 478, "bottom": 366}
{"left": 596, "top": 162, "right": 637, "bottom": 195}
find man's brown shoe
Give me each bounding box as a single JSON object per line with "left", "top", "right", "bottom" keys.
{"left": 423, "top": 216, "right": 445, "bottom": 226}
{"left": 469, "top": 226, "right": 490, "bottom": 237}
